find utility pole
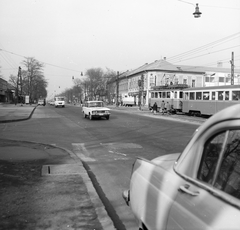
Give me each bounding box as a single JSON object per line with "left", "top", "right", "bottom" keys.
{"left": 141, "top": 74, "right": 144, "bottom": 106}
{"left": 116, "top": 71, "right": 119, "bottom": 106}
{"left": 230, "top": 52, "right": 234, "bottom": 85}
{"left": 16, "top": 66, "right": 22, "bottom": 104}
{"left": 138, "top": 74, "right": 144, "bottom": 110}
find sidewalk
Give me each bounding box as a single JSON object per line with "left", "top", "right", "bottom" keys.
{"left": 108, "top": 104, "right": 206, "bottom": 125}
{"left": 0, "top": 103, "right": 36, "bottom": 123}
{"left": 0, "top": 103, "right": 115, "bottom": 230}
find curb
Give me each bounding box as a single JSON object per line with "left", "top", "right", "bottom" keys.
{"left": 57, "top": 145, "right": 116, "bottom": 230}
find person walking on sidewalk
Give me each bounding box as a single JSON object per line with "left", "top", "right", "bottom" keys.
{"left": 153, "top": 102, "right": 158, "bottom": 114}
{"left": 166, "top": 102, "right": 171, "bottom": 115}
{"left": 161, "top": 100, "right": 165, "bottom": 115}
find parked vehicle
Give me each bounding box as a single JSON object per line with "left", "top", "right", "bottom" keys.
{"left": 123, "top": 104, "right": 240, "bottom": 230}
{"left": 182, "top": 85, "right": 240, "bottom": 116}
{"left": 82, "top": 101, "right": 110, "bottom": 120}
{"left": 122, "top": 94, "right": 135, "bottom": 106}
{"left": 54, "top": 96, "right": 65, "bottom": 108}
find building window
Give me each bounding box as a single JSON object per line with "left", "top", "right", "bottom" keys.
{"left": 219, "top": 77, "right": 225, "bottom": 82}
{"left": 192, "top": 80, "right": 196, "bottom": 87}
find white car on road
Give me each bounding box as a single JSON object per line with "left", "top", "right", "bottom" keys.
{"left": 123, "top": 104, "right": 240, "bottom": 230}
{"left": 82, "top": 101, "right": 110, "bottom": 120}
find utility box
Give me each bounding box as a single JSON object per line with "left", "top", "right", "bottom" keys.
{"left": 25, "top": 95, "right": 29, "bottom": 104}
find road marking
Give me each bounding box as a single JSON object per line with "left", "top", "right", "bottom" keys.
{"left": 72, "top": 143, "right": 96, "bottom": 162}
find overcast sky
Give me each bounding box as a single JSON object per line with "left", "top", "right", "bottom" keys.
{"left": 0, "top": 0, "right": 240, "bottom": 99}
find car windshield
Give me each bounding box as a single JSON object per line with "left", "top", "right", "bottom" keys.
{"left": 89, "top": 102, "right": 103, "bottom": 107}
{"left": 56, "top": 97, "right": 65, "bottom": 101}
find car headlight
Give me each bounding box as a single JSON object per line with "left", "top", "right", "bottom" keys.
{"left": 92, "top": 111, "right": 97, "bottom": 115}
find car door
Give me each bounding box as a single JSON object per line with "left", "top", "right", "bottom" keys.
{"left": 167, "top": 122, "right": 240, "bottom": 230}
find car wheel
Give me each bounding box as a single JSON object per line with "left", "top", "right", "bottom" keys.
{"left": 89, "top": 114, "right": 93, "bottom": 120}
{"left": 106, "top": 115, "right": 110, "bottom": 120}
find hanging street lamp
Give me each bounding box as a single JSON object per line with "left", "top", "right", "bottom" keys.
{"left": 193, "top": 3, "right": 202, "bottom": 18}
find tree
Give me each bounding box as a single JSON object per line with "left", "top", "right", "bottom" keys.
{"left": 21, "top": 57, "right": 47, "bottom": 102}
{"left": 84, "top": 68, "right": 105, "bottom": 100}
{"left": 72, "top": 78, "right": 83, "bottom": 103}
{"left": 8, "top": 74, "right": 18, "bottom": 89}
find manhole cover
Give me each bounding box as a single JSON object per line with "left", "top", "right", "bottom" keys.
{"left": 42, "top": 164, "right": 84, "bottom": 176}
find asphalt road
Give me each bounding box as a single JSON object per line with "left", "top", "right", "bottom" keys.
{"left": 0, "top": 104, "right": 200, "bottom": 230}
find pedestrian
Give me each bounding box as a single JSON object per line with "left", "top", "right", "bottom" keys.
{"left": 160, "top": 100, "right": 165, "bottom": 115}
{"left": 153, "top": 102, "right": 158, "bottom": 114}
{"left": 166, "top": 102, "right": 171, "bottom": 115}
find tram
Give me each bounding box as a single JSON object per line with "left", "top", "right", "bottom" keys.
{"left": 182, "top": 85, "right": 240, "bottom": 116}
{"left": 149, "top": 84, "right": 189, "bottom": 112}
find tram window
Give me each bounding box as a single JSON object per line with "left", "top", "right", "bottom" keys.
{"left": 203, "top": 92, "right": 210, "bottom": 100}
{"left": 232, "top": 91, "right": 240, "bottom": 100}
{"left": 218, "top": 91, "right": 224, "bottom": 100}
{"left": 159, "top": 92, "right": 162, "bottom": 98}
{"left": 190, "top": 92, "right": 195, "bottom": 100}
{"left": 162, "top": 92, "right": 166, "bottom": 98}
{"left": 225, "top": 91, "right": 229, "bottom": 101}
{"left": 179, "top": 91, "right": 183, "bottom": 99}
{"left": 167, "top": 92, "right": 170, "bottom": 98}
{"left": 154, "top": 92, "right": 158, "bottom": 98}
{"left": 212, "top": 92, "right": 216, "bottom": 100}
{"left": 151, "top": 92, "right": 154, "bottom": 98}
{"left": 196, "top": 92, "right": 202, "bottom": 100}
{"left": 184, "top": 92, "right": 189, "bottom": 100}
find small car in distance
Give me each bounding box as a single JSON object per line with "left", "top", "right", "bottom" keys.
{"left": 38, "top": 99, "right": 45, "bottom": 106}
{"left": 82, "top": 101, "right": 110, "bottom": 120}
{"left": 123, "top": 104, "right": 240, "bottom": 230}
{"left": 54, "top": 96, "right": 65, "bottom": 108}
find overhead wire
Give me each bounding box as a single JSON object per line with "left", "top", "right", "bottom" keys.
{"left": 0, "top": 48, "right": 83, "bottom": 74}
{"left": 167, "top": 32, "right": 240, "bottom": 62}
{"left": 0, "top": 42, "right": 18, "bottom": 69}
{"left": 1, "top": 31, "right": 240, "bottom": 77}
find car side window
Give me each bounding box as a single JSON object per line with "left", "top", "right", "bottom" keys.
{"left": 214, "top": 130, "right": 240, "bottom": 199}
{"left": 197, "top": 132, "right": 226, "bottom": 184}
{"left": 198, "top": 130, "right": 240, "bottom": 200}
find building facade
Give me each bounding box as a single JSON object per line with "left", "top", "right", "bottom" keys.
{"left": 109, "top": 59, "right": 240, "bottom": 107}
